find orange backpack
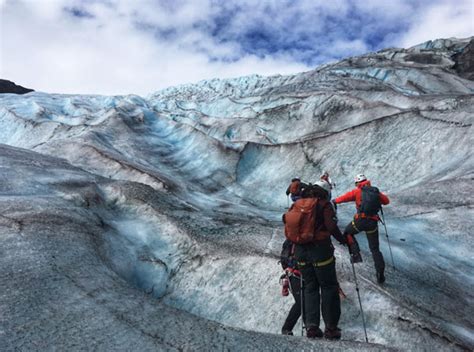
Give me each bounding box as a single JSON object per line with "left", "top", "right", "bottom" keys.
{"left": 284, "top": 198, "right": 320, "bottom": 244}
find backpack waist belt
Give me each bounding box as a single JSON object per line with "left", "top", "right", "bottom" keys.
{"left": 297, "top": 256, "right": 335, "bottom": 268}
{"left": 355, "top": 213, "right": 379, "bottom": 221}
{"left": 352, "top": 220, "right": 378, "bottom": 234}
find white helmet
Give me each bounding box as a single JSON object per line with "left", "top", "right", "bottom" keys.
{"left": 314, "top": 180, "right": 331, "bottom": 195}
{"left": 354, "top": 174, "right": 367, "bottom": 183}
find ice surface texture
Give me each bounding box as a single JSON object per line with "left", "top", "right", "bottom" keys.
{"left": 0, "top": 38, "right": 473, "bottom": 350}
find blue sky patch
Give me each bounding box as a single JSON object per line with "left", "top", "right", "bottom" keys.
{"left": 64, "top": 6, "right": 95, "bottom": 19}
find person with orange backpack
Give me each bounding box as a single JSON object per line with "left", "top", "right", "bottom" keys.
{"left": 279, "top": 239, "right": 303, "bottom": 336}
{"left": 282, "top": 181, "right": 346, "bottom": 339}
{"left": 286, "top": 177, "right": 306, "bottom": 202}
{"left": 333, "top": 174, "right": 390, "bottom": 284}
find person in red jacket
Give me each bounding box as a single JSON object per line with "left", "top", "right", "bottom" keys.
{"left": 333, "top": 174, "right": 390, "bottom": 284}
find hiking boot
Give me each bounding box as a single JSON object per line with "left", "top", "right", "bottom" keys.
{"left": 281, "top": 329, "right": 293, "bottom": 336}
{"left": 324, "top": 327, "right": 342, "bottom": 340}
{"left": 376, "top": 271, "right": 385, "bottom": 284}
{"left": 307, "top": 326, "right": 323, "bottom": 339}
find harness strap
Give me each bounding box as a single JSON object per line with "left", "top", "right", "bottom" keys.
{"left": 285, "top": 267, "right": 302, "bottom": 278}
{"left": 290, "top": 243, "right": 296, "bottom": 256}
{"left": 355, "top": 213, "right": 380, "bottom": 221}
{"left": 351, "top": 220, "right": 360, "bottom": 232}
{"left": 313, "top": 256, "right": 335, "bottom": 267}
{"left": 297, "top": 256, "right": 335, "bottom": 268}
{"left": 353, "top": 220, "right": 378, "bottom": 234}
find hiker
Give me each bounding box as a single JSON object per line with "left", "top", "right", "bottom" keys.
{"left": 282, "top": 181, "right": 346, "bottom": 339}
{"left": 279, "top": 239, "right": 302, "bottom": 336}
{"left": 320, "top": 171, "right": 336, "bottom": 199}
{"left": 285, "top": 177, "right": 306, "bottom": 202}
{"left": 333, "top": 174, "right": 390, "bottom": 284}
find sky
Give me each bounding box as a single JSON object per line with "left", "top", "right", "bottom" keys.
{"left": 0, "top": 0, "right": 473, "bottom": 96}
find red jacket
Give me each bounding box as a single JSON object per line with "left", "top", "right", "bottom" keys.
{"left": 334, "top": 180, "right": 389, "bottom": 220}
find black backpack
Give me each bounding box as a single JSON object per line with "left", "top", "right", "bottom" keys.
{"left": 359, "top": 186, "right": 381, "bottom": 216}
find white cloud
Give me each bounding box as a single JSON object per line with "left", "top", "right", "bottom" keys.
{"left": 113, "top": 0, "right": 214, "bottom": 28}
{"left": 1, "top": 0, "right": 472, "bottom": 96}
{"left": 0, "top": 0, "right": 309, "bottom": 95}
{"left": 331, "top": 39, "right": 369, "bottom": 57}
{"left": 354, "top": 0, "right": 414, "bottom": 18}
{"left": 398, "top": 0, "right": 474, "bottom": 47}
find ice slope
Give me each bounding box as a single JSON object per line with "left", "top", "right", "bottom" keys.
{"left": 2, "top": 144, "right": 395, "bottom": 351}
{"left": 0, "top": 37, "right": 473, "bottom": 350}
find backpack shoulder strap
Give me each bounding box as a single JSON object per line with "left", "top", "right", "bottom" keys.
{"left": 313, "top": 198, "right": 326, "bottom": 231}
{"left": 290, "top": 243, "right": 296, "bottom": 256}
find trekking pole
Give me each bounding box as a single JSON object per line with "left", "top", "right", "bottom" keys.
{"left": 300, "top": 274, "right": 306, "bottom": 336}
{"left": 332, "top": 181, "right": 338, "bottom": 199}
{"left": 350, "top": 257, "right": 369, "bottom": 343}
{"left": 296, "top": 271, "right": 305, "bottom": 336}
{"left": 380, "top": 208, "right": 396, "bottom": 270}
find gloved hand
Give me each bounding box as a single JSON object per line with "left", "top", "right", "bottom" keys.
{"left": 346, "top": 234, "right": 362, "bottom": 263}
{"left": 345, "top": 234, "right": 354, "bottom": 246}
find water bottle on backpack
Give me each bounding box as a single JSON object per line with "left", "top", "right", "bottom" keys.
{"left": 280, "top": 274, "right": 290, "bottom": 296}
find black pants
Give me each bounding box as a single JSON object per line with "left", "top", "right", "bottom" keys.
{"left": 344, "top": 217, "right": 385, "bottom": 274}
{"left": 282, "top": 276, "right": 302, "bottom": 332}
{"left": 298, "top": 261, "right": 340, "bottom": 330}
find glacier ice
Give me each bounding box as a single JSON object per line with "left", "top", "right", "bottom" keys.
{"left": 0, "top": 38, "right": 473, "bottom": 350}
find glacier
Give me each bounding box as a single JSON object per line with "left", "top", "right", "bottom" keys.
{"left": 0, "top": 37, "right": 473, "bottom": 351}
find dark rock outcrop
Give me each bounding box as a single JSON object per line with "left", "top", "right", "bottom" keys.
{"left": 452, "top": 39, "right": 474, "bottom": 81}
{"left": 0, "top": 79, "right": 34, "bottom": 94}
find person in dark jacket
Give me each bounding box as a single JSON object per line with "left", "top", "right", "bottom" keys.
{"left": 333, "top": 174, "right": 390, "bottom": 284}
{"left": 286, "top": 177, "right": 306, "bottom": 202}
{"left": 279, "top": 239, "right": 302, "bottom": 336}
{"left": 283, "top": 180, "right": 346, "bottom": 339}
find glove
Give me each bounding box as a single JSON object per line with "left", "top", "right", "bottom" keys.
{"left": 333, "top": 233, "right": 347, "bottom": 246}
{"left": 345, "top": 234, "right": 355, "bottom": 246}
{"left": 346, "top": 234, "right": 362, "bottom": 263}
